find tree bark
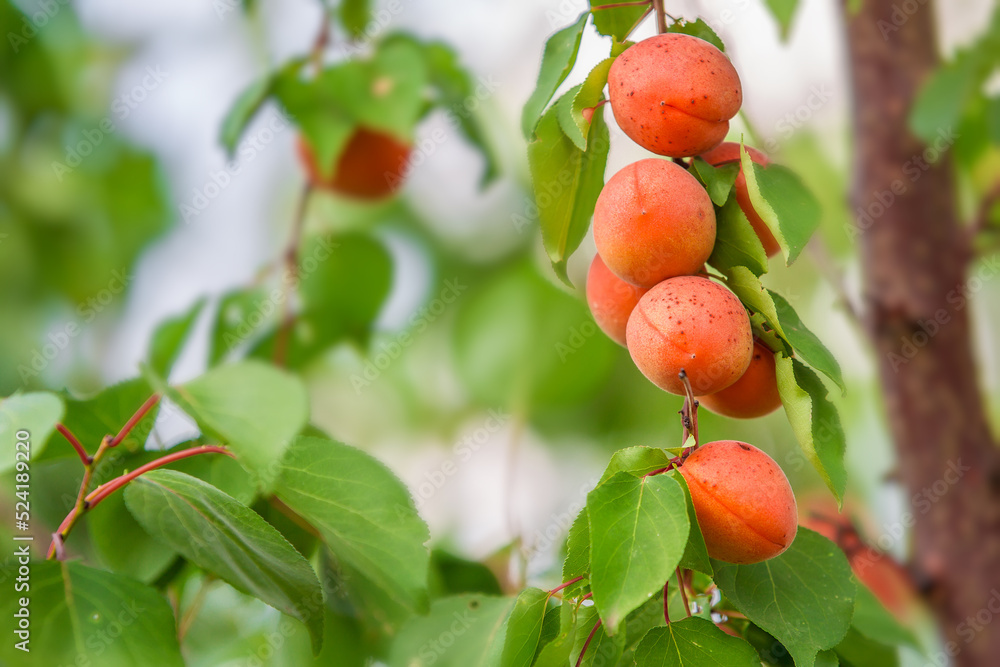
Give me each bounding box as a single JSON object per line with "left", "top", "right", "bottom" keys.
{"left": 843, "top": 1, "right": 1000, "bottom": 664}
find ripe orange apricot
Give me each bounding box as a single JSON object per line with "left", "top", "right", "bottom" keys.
{"left": 593, "top": 159, "right": 716, "bottom": 288}
{"left": 625, "top": 276, "right": 752, "bottom": 396}
{"left": 699, "top": 340, "right": 782, "bottom": 418}
{"left": 700, "top": 142, "right": 780, "bottom": 257}
{"left": 297, "top": 127, "right": 411, "bottom": 200}
{"left": 586, "top": 254, "right": 650, "bottom": 346}
{"left": 680, "top": 440, "right": 798, "bottom": 564}
{"left": 608, "top": 33, "right": 742, "bottom": 157}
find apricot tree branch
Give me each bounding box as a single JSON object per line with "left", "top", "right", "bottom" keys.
{"left": 651, "top": 0, "right": 668, "bottom": 34}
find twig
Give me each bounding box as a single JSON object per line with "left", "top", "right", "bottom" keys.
{"left": 677, "top": 568, "right": 692, "bottom": 617}
{"left": 273, "top": 184, "right": 313, "bottom": 367}
{"left": 678, "top": 370, "right": 699, "bottom": 455}
{"left": 550, "top": 575, "right": 586, "bottom": 597}
{"left": 56, "top": 424, "right": 90, "bottom": 465}
{"left": 575, "top": 619, "right": 603, "bottom": 667}
{"left": 663, "top": 580, "right": 671, "bottom": 624}
{"left": 111, "top": 394, "right": 161, "bottom": 447}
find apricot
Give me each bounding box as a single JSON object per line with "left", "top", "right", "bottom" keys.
{"left": 680, "top": 440, "right": 798, "bottom": 564}
{"left": 699, "top": 340, "right": 782, "bottom": 418}
{"left": 586, "top": 254, "right": 649, "bottom": 346}
{"left": 626, "top": 276, "right": 752, "bottom": 396}
{"left": 608, "top": 33, "right": 742, "bottom": 158}
{"left": 593, "top": 159, "right": 716, "bottom": 287}
{"left": 297, "top": 127, "right": 411, "bottom": 200}
{"left": 700, "top": 142, "right": 780, "bottom": 257}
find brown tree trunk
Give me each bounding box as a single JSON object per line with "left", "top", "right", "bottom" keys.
{"left": 843, "top": 1, "right": 1000, "bottom": 664}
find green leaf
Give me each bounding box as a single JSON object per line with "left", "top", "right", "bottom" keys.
{"left": 386, "top": 595, "right": 516, "bottom": 666}
{"left": 713, "top": 529, "right": 856, "bottom": 667}
{"left": 666, "top": 19, "right": 726, "bottom": 51}
{"left": 910, "top": 57, "right": 980, "bottom": 144}
{"left": 671, "top": 472, "right": 713, "bottom": 576}
{"left": 0, "top": 561, "right": 183, "bottom": 666}
{"left": 816, "top": 650, "right": 841, "bottom": 667}
{"left": 528, "top": 103, "right": 610, "bottom": 283}
{"left": 692, "top": 158, "right": 740, "bottom": 207}
{"left": 725, "top": 266, "right": 786, "bottom": 340}
{"left": 562, "top": 508, "right": 591, "bottom": 598}
{"left": 987, "top": 97, "right": 1000, "bottom": 145}
{"left": 339, "top": 0, "right": 372, "bottom": 38}
{"left": 558, "top": 57, "right": 615, "bottom": 151}
{"left": 501, "top": 588, "right": 550, "bottom": 666}
{"left": 587, "top": 471, "right": 689, "bottom": 630}
{"left": 275, "top": 436, "right": 431, "bottom": 618}
{"left": 769, "top": 290, "right": 845, "bottom": 393}
{"left": 633, "top": 617, "right": 761, "bottom": 666}
{"left": 0, "top": 391, "right": 63, "bottom": 472}
{"left": 599, "top": 446, "right": 673, "bottom": 484}
{"left": 852, "top": 586, "right": 920, "bottom": 651}
{"left": 763, "top": 0, "right": 801, "bottom": 40}
{"left": 430, "top": 549, "right": 503, "bottom": 597}
{"left": 423, "top": 41, "right": 502, "bottom": 186}
{"left": 740, "top": 148, "right": 821, "bottom": 265}
{"left": 209, "top": 286, "right": 276, "bottom": 365}
{"left": 221, "top": 70, "right": 281, "bottom": 155}
{"left": 709, "top": 196, "right": 769, "bottom": 278}
{"left": 591, "top": 1, "right": 648, "bottom": 41}
{"left": 149, "top": 298, "right": 205, "bottom": 378}
{"left": 834, "top": 628, "right": 897, "bottom": 667}
{"left": 172, "top": 361, "right": 309, "bottom": 491}
{"left": 124, "top": 469, "right": 325, "bottom": 652}
{"left": 533, "top": 608, "right": 579, "bottom": 667}
{"left": 521, "top": 12, "right": 589, "bottom": 138}
{"left": 776, "top": 356, "right": 847, "bottom": 504}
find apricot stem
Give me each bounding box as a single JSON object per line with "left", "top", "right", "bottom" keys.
{"left": 651, "top": 0, "right": 668, "bottom": 34}
{"left": 663, "top": 580, "right": 671, "bottom": 624}
{"left": 576, "top": 620, "right": 603, "bottom": 667}
{"left": 677, "top": 568, "right": 692, "bottom": 618}
{"left": 550, "top": 575, "right": 586, "bottom": 597}
{"left": 678, "top": 370, "right": 700, "bottom": 453}
{"left": 111, "top": 393, "right": 161, "bottom": 447}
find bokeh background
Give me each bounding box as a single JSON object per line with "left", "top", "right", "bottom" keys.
{"left": 2, "top": 0, "right": 999, "bottom": 664}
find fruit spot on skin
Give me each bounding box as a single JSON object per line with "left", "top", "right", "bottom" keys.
{"left": 680, "top": 440, "right": 798, "bottom": 564}
{"left": 699, "top": 142, "right": 781, "bottom": 257}
{"left": 625, "top": 276, "right": 752, "bottom": 396}
{"left": 594, "top": 159, "right": 716, "bottom": 288}
{"left": 587, "top": 254, "right": 650, "bottom": 347}
{"left": 608, "top": 34, "right": 742, "bottom": 158}
{"left": 297, "top": 127, "right": 411, "bottom": 201}
{"left": 700, "top": 340, "right": 783, "bottom": 419}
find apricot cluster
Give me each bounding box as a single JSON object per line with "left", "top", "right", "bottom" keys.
{"left": 587, "top": 33, "right": 782, "bottom": 416}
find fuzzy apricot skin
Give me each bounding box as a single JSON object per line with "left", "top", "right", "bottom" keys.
{"left": 700, "top": 142, "right": 780, "bottom": 257}
{"left": 593, "top": 159, "right": 716, "bottom": 288}
{"left": 680, "top": 440, "right": 798, "bottom": 564}
{"left": 608, "top": 34, "right": 742, "bottom": 158}
{"left": 625, "top": 276, "right": 752, "bottom": 396}
{"left": 699, "top": 340, "right": 782, "bottom": 418}
{"left": 297, "top": 127, "right": 411, "bottom": 200}
{"left": 586, "top": 254, "right": 650, "bottom": 346}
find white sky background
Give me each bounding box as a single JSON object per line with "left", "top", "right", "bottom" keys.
{"left": 62, "top": 0, "right": 998, "bottom": 630}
